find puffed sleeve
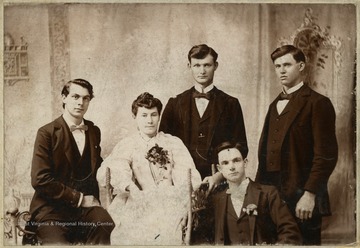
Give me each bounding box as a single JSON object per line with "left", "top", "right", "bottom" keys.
{"left": 165, "top": 133, "right": 202, "bottom": 190}
{"left": 97, "top": 136, "right": 137, "bottom": 193}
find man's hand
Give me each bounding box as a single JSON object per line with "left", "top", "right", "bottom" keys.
{"left": 295, "top": 191, "right": 316, "bottom": 220}
{"left": 202, "top": 171, "right": 224, "bottom": 195}
{"left": 81, "top": 195, "right": 101, "bottom": 208}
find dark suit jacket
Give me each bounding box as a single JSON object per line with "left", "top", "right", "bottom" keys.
{"left": 213, "top": 180, "right": 302, "bottom": 245}
{"left": 29, "top": 116, "right": 103, "bottom": 221}
{"left": 159, "top": 86, "right": 248, "bottom": 167}
{"left": 256, "top": 85, "right": 338, "bottom": 216}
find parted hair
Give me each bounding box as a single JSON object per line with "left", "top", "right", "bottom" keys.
{"left": 214, "top": 141, "right": 248, "bottom": 164}
{"left": 188, "top": 44, "right": 218, "bottom": 63}
{"left": 61, "top": 78, "right": 94, "bottom": 108}
{"left": 271, "top": 45, "right": 306, "bottom": 63}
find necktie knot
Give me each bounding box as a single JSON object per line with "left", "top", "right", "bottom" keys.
{"left": 70, "top": 124, "right": 88, "bottom": 132}
{"left": 193, "top": 90, "right": 211, "bottom": 100}
{"left": 279, "top": 92, "right": 293, "bottom": 100}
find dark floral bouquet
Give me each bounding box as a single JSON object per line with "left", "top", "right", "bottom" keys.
{"left": 145, "top": 144, "right": 172, "bottom": 185}
{"left": 145, "top": 144, "right": 171, "bottom": 169}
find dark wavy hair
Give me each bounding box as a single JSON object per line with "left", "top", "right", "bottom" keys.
{"left": 61, "top": 78, "right": 94, "bottom": 108}
{"left": 188, "top": 44, "right": 218, "bottom": 63}
{"left": 131, "top": 92, "right": 163, "bottom": 116}
{"left": 271, "top": 45, "right": 306, "bottom": 63}
{"left": 214, "top": 141, "right": 248, "bottom": 164}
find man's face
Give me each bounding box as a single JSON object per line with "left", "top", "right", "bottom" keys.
{"left": 274, "top": 53, "right": 305, "bottom": 90}
{"left": 62, "top": 83, "right": 91, "bottom": 120}
{"left": 134, "top": 107, "right": 159, "bottom": 138}
{"left": 189, "top": 54, "right": 218, "bottom": 88}
{"left": 217, "top": 148, "right": 246, "bottom": 184}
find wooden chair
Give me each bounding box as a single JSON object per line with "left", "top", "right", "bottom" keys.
{"left": 104, "top": 166, "right": 212, "bottom": 245}
{"left": 4, "top": 208, "right": 37, "bottom": 245}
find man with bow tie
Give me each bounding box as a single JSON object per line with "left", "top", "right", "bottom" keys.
{"left": 256, "top": 45, "right": 338, "bottom": 245}
{"left": 29, "top": 79, "right": 114, "bottom": 245}
{"left": 212, "top": 141, "right": 301, "bottom": 245}
{"left": 159, "top": 44, "right": 248, "bottom": 180}
{"left": 159, "top": 44, "right": 247, "bottom": 244}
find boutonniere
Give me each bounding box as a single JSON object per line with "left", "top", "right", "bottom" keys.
{"left": 242, "top": 204, "right": 258, "bottom": 216}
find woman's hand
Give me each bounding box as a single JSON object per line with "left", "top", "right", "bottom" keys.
{"left": 158, "top": 163, "right": 173, "bottom": 186}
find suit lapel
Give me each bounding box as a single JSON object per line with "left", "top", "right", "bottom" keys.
{"left": 275, "top": 85, "right": 311, "bottom": 147}
{"left": 85, "top": 120, "right": 97, "bottom": 172}
{"left": 239, "top": 181, "right": 261, "bottom": 245}
{"left": 179, "top": 88, "right": 193, "bottom": 146}
{"left": 206, "top": 87, "right": 226, "bottom": 148}
{"left": 54, "top": 116, "right": 76, "bottom": 167}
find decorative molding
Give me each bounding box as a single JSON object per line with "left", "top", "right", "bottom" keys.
{"left": 49, "top": 5, "right": 70, "bottom": 118}
{"left": 4, "top": 33, "right": 29, "bottom": 86}
{"left": 278, "top": 8, "right": 343, "bottom": 107}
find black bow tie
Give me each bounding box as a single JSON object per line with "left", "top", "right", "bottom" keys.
{"left": 70, "top": 124, "right": 88, "bottom": 132}
{"left": 278, "top": 92, "right": 294, "bottom": 101}
{"left": 193, "top": 90, "right": 211, "bottom": 100}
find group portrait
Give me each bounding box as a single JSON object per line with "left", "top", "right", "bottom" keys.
{"left": 2, "top": 1, "right": 357, "bottom": 246}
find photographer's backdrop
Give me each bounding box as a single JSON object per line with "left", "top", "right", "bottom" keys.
{"left": 3, "top": 3, "right": 356, "bottom": 244}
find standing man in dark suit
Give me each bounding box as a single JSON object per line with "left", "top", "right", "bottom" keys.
{"left": 159, "top": 44, "right": 248, "bottom": 181}
{"left": 29, "top": 79, "right": 114, "bottom": 245}
{"left": 213, "top": 141, "right": 301, "bottom": 245}
{"left": 256, "top": 45, "right": 338, "bottom": 245}
{"left": 159, "top": 44, "right": 247, "bottom": 244}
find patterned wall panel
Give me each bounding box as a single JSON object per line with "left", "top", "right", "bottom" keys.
{"left": 48, "top": 5, "right": 70, "bottom": 118}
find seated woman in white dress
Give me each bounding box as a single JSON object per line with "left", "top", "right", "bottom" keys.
{"left": 97, "top": 92, "right": 202, "bottom": 245}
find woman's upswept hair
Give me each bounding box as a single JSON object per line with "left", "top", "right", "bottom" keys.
{"left": 131, "top": 92, "right": 163, "bottom": 116}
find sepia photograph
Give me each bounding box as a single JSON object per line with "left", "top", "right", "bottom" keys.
{"left": 2, "top": 0, "right": 357, "bottom": 246}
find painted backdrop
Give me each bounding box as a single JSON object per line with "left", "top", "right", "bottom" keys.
{"left": 3, "top": 3, "right": 356, "bottom": 244}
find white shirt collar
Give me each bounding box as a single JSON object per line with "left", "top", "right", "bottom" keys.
{"left": 283, "top": 81, "right": 304, "bottom": 94}
{"left": 226, "top": 178, "right": 250, "bottom": 195}
{"left": 62, "top": 114, "right": 85, "bottom": 129}
{"left": 194, "top": 83, "right": 214, "bottom": 93}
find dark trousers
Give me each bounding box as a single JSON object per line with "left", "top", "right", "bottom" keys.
{"left": 297, "top": 215, "right": 322, "bottom": 245}
{"left": 36, "top": 206, "right": 114, "bottom": 245}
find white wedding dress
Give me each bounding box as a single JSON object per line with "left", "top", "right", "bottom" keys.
{"left": 97, "top": 131, "right": 201, "bottom": 245}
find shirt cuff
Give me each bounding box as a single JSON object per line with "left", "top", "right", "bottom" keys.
{"left": 77, "top": 192, "right": 84, "bottom": 208}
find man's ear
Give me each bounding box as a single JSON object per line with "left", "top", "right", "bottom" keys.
{"left": 187, "top": 62, "right": 191, "bottom": 69}
{"left": 132, "top": 114, "right": 136, "bottom": 119}
{"left": 214, "top": 61, "right": 218, "bottom": 70}
{"left": 216, "top": 163, "right": 221, "bottom": 173}
{"left": 299, "top": 61, "right": 305, "bottom": 72}
{"left": 244, "top": 158, "right": 248, "bottom": 168}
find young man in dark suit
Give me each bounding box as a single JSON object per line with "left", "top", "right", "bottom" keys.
{"left": 212, "top": 141, "right": 301, "bottom": 245}
{"left": 29, "top": 79, "right": 114, "bottom": 245}
{"left": 159, "top": 44, "right": 248, "bottom": 243}
{"left": 159, "top": 44, "right": 248, "bottom": 181}
{"left": 256, "top": 45, "right": 338, "bottom": 245}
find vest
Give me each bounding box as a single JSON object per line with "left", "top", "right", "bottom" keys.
{"left": 265, "top": 104, "right": 286, "bottom": 171}
{"left": 68, "top": 131, "right": 98, "bottom": 196}
{"left": 265, "top": 93, "right": 299, "bottom": 172}
{"left": 189, "top": 98, "right": 214, "bottom": 177}
{"left": 225, "top": 196, "right": 250, "bottom": 245}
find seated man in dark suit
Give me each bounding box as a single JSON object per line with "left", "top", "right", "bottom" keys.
{"left": 212, "top": 141, "right": 302, "bottom": 245}
{"left": 29, "top": 79, "right": 114, "bottom": 245}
